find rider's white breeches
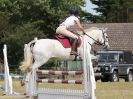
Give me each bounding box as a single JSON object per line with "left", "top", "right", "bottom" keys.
{"left": 56, "top": 26, "right": 78, "bottom": 39}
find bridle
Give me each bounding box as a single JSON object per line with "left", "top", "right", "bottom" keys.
{"left": 84, "top": 29, "right": 108, "bottom": 46}
{"left": 100, "top": 29, "right": 109, "bottom": 46}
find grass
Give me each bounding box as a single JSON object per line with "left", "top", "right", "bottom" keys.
{"left": 0, "top": 80, "right": 25, "bottom": 94}
{"left": 0, "top": 79, "right": 133, "bottom": 99}
{"left": 96, "top": 81, "right": 133, "bottom": 99}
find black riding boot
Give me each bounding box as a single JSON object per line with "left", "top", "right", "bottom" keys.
{"left": 70, "top": 38, "right": 78, "bottom": 55}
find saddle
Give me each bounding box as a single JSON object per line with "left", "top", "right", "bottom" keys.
{"left": 54, "top": 34, "right": 81, "bottom": 48}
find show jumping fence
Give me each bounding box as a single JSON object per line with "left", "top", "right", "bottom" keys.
{"left": 35, "top": 68, "right": 88, "bottom": 99}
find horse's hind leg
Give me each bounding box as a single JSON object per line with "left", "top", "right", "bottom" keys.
{"left": 26, "top": 58, "right": 49, "bottom": 96}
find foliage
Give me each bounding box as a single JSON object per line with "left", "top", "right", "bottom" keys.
{"left": 0, "top": 0, "right": 85, "bottom": 33}
{"left": 3, "top": 22, "right": 44, "bottom": 65}
{"left": 90, "top": 0, "right": 133, "bottom": 22}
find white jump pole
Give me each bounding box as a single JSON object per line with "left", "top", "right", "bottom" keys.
{"left": 3, "top": 44, "right": 13, "bottom": 95}
{"left": 83, "top": 36, "right": 96, "bottom": 99}
{"left": 83, "top": 36, "right": 89, "bottom": 94}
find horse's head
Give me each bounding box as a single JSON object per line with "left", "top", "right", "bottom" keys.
{"left": 102, "top": 28, "right": 110, "bottom": 50}
{"left": 85, "top": 27, "right": 110, "bottom": 50}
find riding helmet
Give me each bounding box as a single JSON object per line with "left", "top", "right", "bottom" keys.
{"left": 70, "top": 7, "right": 78, "bottom": 16}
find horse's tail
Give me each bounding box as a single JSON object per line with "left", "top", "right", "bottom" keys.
{"left": 19, "top": 38, "right": 37, "bottom": 72}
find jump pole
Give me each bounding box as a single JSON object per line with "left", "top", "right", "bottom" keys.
{"left": 3, "top": 44, "right": 13, "bottom": 95}
{"left": 83, "top": 36, "right": 96, "bottom": 99}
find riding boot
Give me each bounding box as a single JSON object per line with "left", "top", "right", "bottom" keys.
{"left": 70, "top": 38, "right": 78, "bottom": 55}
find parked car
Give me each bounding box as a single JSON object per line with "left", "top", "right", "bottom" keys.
{"left": 95, "top": 50, "right": 133, "bottom": 82}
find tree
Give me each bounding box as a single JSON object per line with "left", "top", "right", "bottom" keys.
{"left": 0, "top": 0, "right": 85, "bottom": 34}
{"left": 2, "top": 22, "right": 44, "bottom": 64}
{"left": 90, "top": 0, "right": 133, "bottom": 22}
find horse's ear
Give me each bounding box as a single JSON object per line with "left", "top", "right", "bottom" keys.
{"left": 102, "top": 28, "right": 108, "bottom": 33}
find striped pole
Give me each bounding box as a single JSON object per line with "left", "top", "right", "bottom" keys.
{"left": 36, "top": 70, "right": 83, "bottom": 75}
{"left": 37, "top": 79, "right": 83, "bottom": 84}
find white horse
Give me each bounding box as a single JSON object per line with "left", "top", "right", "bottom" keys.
{"left": 20, "top": 27, "right": 109, "bottom": 71}
{"left": 20, "top": 27, "right": 109, "bottom": 96}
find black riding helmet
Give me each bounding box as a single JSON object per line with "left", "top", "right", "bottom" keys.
{"left": 70, "top": 7, "right": 78, "bottom": 16}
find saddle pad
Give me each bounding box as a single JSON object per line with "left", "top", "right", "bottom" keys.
{"left": 54, "top": 35, "right": 81, "bottom": 48}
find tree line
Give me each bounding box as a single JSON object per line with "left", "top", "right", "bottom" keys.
{"left": 90, "top": 0, "right": 133, "bottom": 22}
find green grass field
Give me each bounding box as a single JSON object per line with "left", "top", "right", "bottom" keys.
{"left": 96, "top": 81, "right": 133, "bottom": 99}
{"left": 0, "top": 80, "right": 133, "bottom": 99}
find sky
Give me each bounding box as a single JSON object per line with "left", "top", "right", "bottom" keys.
{"left": 82, "top": 0, "right": 99, "bottom": 15}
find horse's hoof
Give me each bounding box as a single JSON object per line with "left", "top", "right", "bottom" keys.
{"left": 24, "top": 93, "right": 30, "bottom": 98}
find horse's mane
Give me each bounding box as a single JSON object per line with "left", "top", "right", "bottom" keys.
{"left": 85, "top": 27, "right": 100, "bottom": 32}
{"left": 77, "top": 27, "right": 107, "bottom": 35}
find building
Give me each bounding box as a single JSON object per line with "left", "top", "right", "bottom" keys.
{"left": 72, "top": 23, "right": 133, "bottom": 53}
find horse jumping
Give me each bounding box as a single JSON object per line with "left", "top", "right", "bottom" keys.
{"left": 20, "top": 27, "right": 110, "bottom": 98}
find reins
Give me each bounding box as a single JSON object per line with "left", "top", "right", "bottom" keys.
{"left": 83, "top": 32, "right": 103, "bottom": 45}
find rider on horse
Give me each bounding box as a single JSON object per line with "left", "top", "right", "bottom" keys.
{"left": 56, "top": 7, "right": 85, "bottom": 55}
